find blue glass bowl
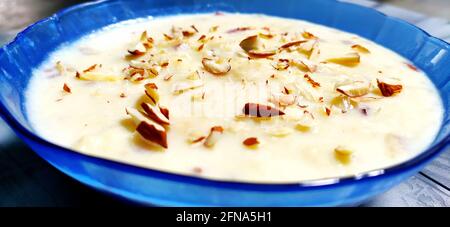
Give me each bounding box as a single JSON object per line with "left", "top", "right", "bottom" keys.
{"left": 0, "top": 0, "right": 449, "bottom": 206}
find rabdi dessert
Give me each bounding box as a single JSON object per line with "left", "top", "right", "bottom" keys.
{"left": 26, "top": 13, "right": 443, "bottom": 183}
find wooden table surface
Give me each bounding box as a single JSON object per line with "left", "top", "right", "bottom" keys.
{"left": 0, "top": 0, "right": 448, "bottom": 206}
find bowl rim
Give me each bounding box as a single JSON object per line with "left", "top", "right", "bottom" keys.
{"left": 0, "top": 0, "right": 449, "bottom": 192}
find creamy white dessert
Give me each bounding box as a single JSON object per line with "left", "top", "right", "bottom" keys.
{"left": 26, "top": 13, "right": 443, "bottom": 183}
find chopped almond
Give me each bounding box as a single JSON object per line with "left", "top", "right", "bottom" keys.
{"left": 204, "top": 126, "right": 224, "bottom": 148}
{"left": 128, "top": 42, "right": 147, "bottom": 56}
{"left": 239, "top": 35, "right": 259, "bottom": 52}
{"left": 202, "top": 58, "right": 231, "bottom": 75}
{"left": 145, "top": 83, "right": 159, "bottom": 104}
{"left": 302, "top": 31, "right": 317, "bottom": 39}
{"left": 336, "top": 82, "right": 370, "bottom": 98}
{"left": 280, "top": 40, "right": 307, "bottom": 49}
{"left": 405, "top": 62, "right": 419, "bottom": 71}
{"left": 141, "top": 102, "right": 170, "bottom": 125}
{"left": 243, "top": 137, "right": 259, "bottom": 147}
{"left": 304, "top": 74, "right": 320, "bottom": 88}
{"left": 377, "top": 79, "right": 403, "bottom": 97}
{"left": 267, "top": 127, "right": 293, "bottom": 137}
{"left": 271, "top": 59, "right": 290, "bottom": 71}
{"left": 352, "top": 44, "right": 370, "bottom": 54}
{"left": 269, "top": 93, "right": 296, "bottom": 107}
{"left": 227, "top": 27, "right": 252, "bottom": 33}
{"left": 292, "top": 59, "right": 317, "bottom": 72}
{"left": 126, "top": 107, "right": 167, "bottom": 148}
{"left": 56, "top": 61, "right": 65, "bottom": 75}
{"left": 243, "top": 103, "right": 285, "bottom": 117}
{"left": 248, "top": 50, "right": 277, "bottom": 58}
{"left": 63, "top": 83, "right": 71, "bottom": 93}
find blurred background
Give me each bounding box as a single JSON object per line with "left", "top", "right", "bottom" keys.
{"left": 0, "top": 0, "right": 449, "bottom": 206}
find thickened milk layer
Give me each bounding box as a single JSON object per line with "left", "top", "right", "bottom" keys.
{"left": 27, "top": 13, "right": 443, "bottom": 183}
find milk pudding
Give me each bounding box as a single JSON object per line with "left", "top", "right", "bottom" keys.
{"left": 26, "top": 13, "right": 443, "bottom": 183}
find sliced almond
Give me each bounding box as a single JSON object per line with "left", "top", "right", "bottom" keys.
{"left": 243, "top": 103, "right": 285, "bottom": 117}
{"left": 336, "top": 82, "right": 370, "bottom": 98}
{"left": 203, "top": 126, "right": 224, "bottom": 148}
{"left": 351, "top": 44, "right": 370, "bottom": 54}
{"left": 240, "top": 35, "right": 258, "bottom": 52}
{"left": 128, "top": 42, "right": 147, "bottom": 56}
{"left": 271, "top": 59, "right": 290, "bottom": 71}
{"left": 302, "top": 31, "right": 317, "bottom": 39}
{"left": 227, "top": 27, "right": 252, "bottom": 33}
{"left": 186, "top": 71, "right": 201, "bottom": 80}
{"left": 269, "top": 93, "right": 296, "bottom": 107}
{"left": 292, "top": 59, "right": 317, "bottom": 72}
{"left": 304, "top": 74, "right": 320, "bottom": 88}
{"left": 280, "top": 40, "right": 307, "bottom": 49}
{"left": 56, "top": 61, "right": 65, "bottom": 75}
{"left": 377, "top": 79, "right": 403, "bottom": 97}
{"left": 202, "top": 58, "right": 231, "bottom": 75}
{"left": 79, "top": 72, "right": 121, "bottom": 81}
{"left": 126, "top": 107, "right": 167, "bottom": 148}
{"left": 145, "top": 83, "right": 159, "bottom": 104}
{"left": 326, "top": 53, "right": 360, "bottom": 67}
{"left": 141, "top": 102, "right": 170, "bottom": 125}
{"left": 330, "top": 96, "right": 358, "bottom": 113}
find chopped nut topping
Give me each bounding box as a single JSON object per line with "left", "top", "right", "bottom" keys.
{"left": 377, "top": 79, "right": 403, "bottom": 97}
{"left": 56, "top": 61, "right": 65, "bottom": 75}
{"left": 243, "top": 103, "right": 285, "bottom": 117}
{"left": 202, "top": 58, "right": 231, "bottom": 75}
{"left": 239, "top": 35, "right": 277, "bottom": 58}
{"left": 128, "top": 42, "right": 147, "bottom": 56}
{"left": 126, "top": 107, "right": 167, "bottom": 148}
{"left": 243, "top": 137, "right": 259, "bottom": 147}
{"left": 63, "top": 83, "right": 71, "bottom": 93}
{"left": 267, "top": 127, "right": 293, "bottom": 137}
{"left": 145, "top": 83, "right": 159, "bottom": 104}
{"left": 302, "top": 31, "right": 317, "bottom": 39}
{"left": 269, "top": 93, "right": 296, "bottom": 107}
{"left": 304, "top": 74, "right": 320, "bottom": 88}
{"left": 336, "top": 82, "right": 370, "bottom": 98}
{"left": 280, "top": 40, "right": 307, "bottom": 49}
{"left": 405, "top": 62, "right": 419, "bottom": 71}
{"left": 83, "top": 64, "right": 98, "bottom": 73}
{"left": 141, "top": 102, "right": 170, "bottom": 125}
{"left": 204, "top": 126, "right": 224, "bottom": 148}
{"left": 295, "top": 113, "right": 316, "bottom": 132}
{"left": 271, "top": 59, "right": 290, "bottom": 71}
{"left": 292, "top": 59, "right": 317, "bottom": 72}
{"left": 120, "top": 93, "right": 126, "bottom": 98}
{"left": 351, "top": 44, "right": 370, "bottom": 54}
{"left": 227, "top": 27, "right": 252, "bottom": 33}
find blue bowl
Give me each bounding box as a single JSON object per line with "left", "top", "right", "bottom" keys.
{"left": 0, "top": 0, "right": 449, "bottom": 206}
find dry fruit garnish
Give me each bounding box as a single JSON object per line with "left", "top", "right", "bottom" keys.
{"left": 271, "top": 59, "right": 290, "bottom": 71}
{"left": 292, "top": 59, "right": 317, "bottom": 72}
{"left": 126, "top": 107, "right": 168, "bottom": 148}
{"left": 141, "top": 102, "right": 170, "bottom": 125}
{"left": 243, "top": 137, "right": 260, "bottom": 147}
{"left": 243, "top": 103, "right": 285, "bottom": 117}
{"left": 326, "top": 53, "right": 360, "bottom": 67}
{"left": 351, "top": 44, "right": 370, "bottom": 54}
{"left": 269, "top": 93, "right": 296, "bottom": 107}
{"left": 128, "top": 42, "right": 147, "bottom": 56}
{"left": 204, "top": 126, "right": 224, "bottom": 148}
{"left": 63, "top": 83, "right": 71, "bottom": 93}
{"left": 302, "top": 31, "right": 317, "bottom": 39}
{"left": 202, "top": 58, "right": 231, "bottom": 75}
{"left": 336, "top": 82, "right": 370, "bottom": 98}
{"left": 280, "top": 40, "right": 307, "bottom": 49}
{"left": 145, "top": 83, "right": 159, "bottom": 104}
{"left": 56, "top": 61, "right": 65, "bottom": 75}
{"left": 405, "top": 62, "right": 419, "bottom": 71}
{"left": 334, "top": 146, "right": 353, "bottom": 165}
{"left": 330, "top": 96, "right": 358, "bottom": 113}
{"left": 227, "top": 27, "right": 252, "bottom": 33}
{"left": 377, "top": 79, "right": 403, "bottom": 97}
{"left": 239, "top": 35, "right": 276, "bottom": 58}
{"left": 304, "top": 74, "right": 321, "bottom": 88}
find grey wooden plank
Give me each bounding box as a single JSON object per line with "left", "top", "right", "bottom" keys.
{"left": 422, "top": 149, "right": 450, "bottom": 189}
{"left": 363, "top": 174, "right": 450, "bottom": 207}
